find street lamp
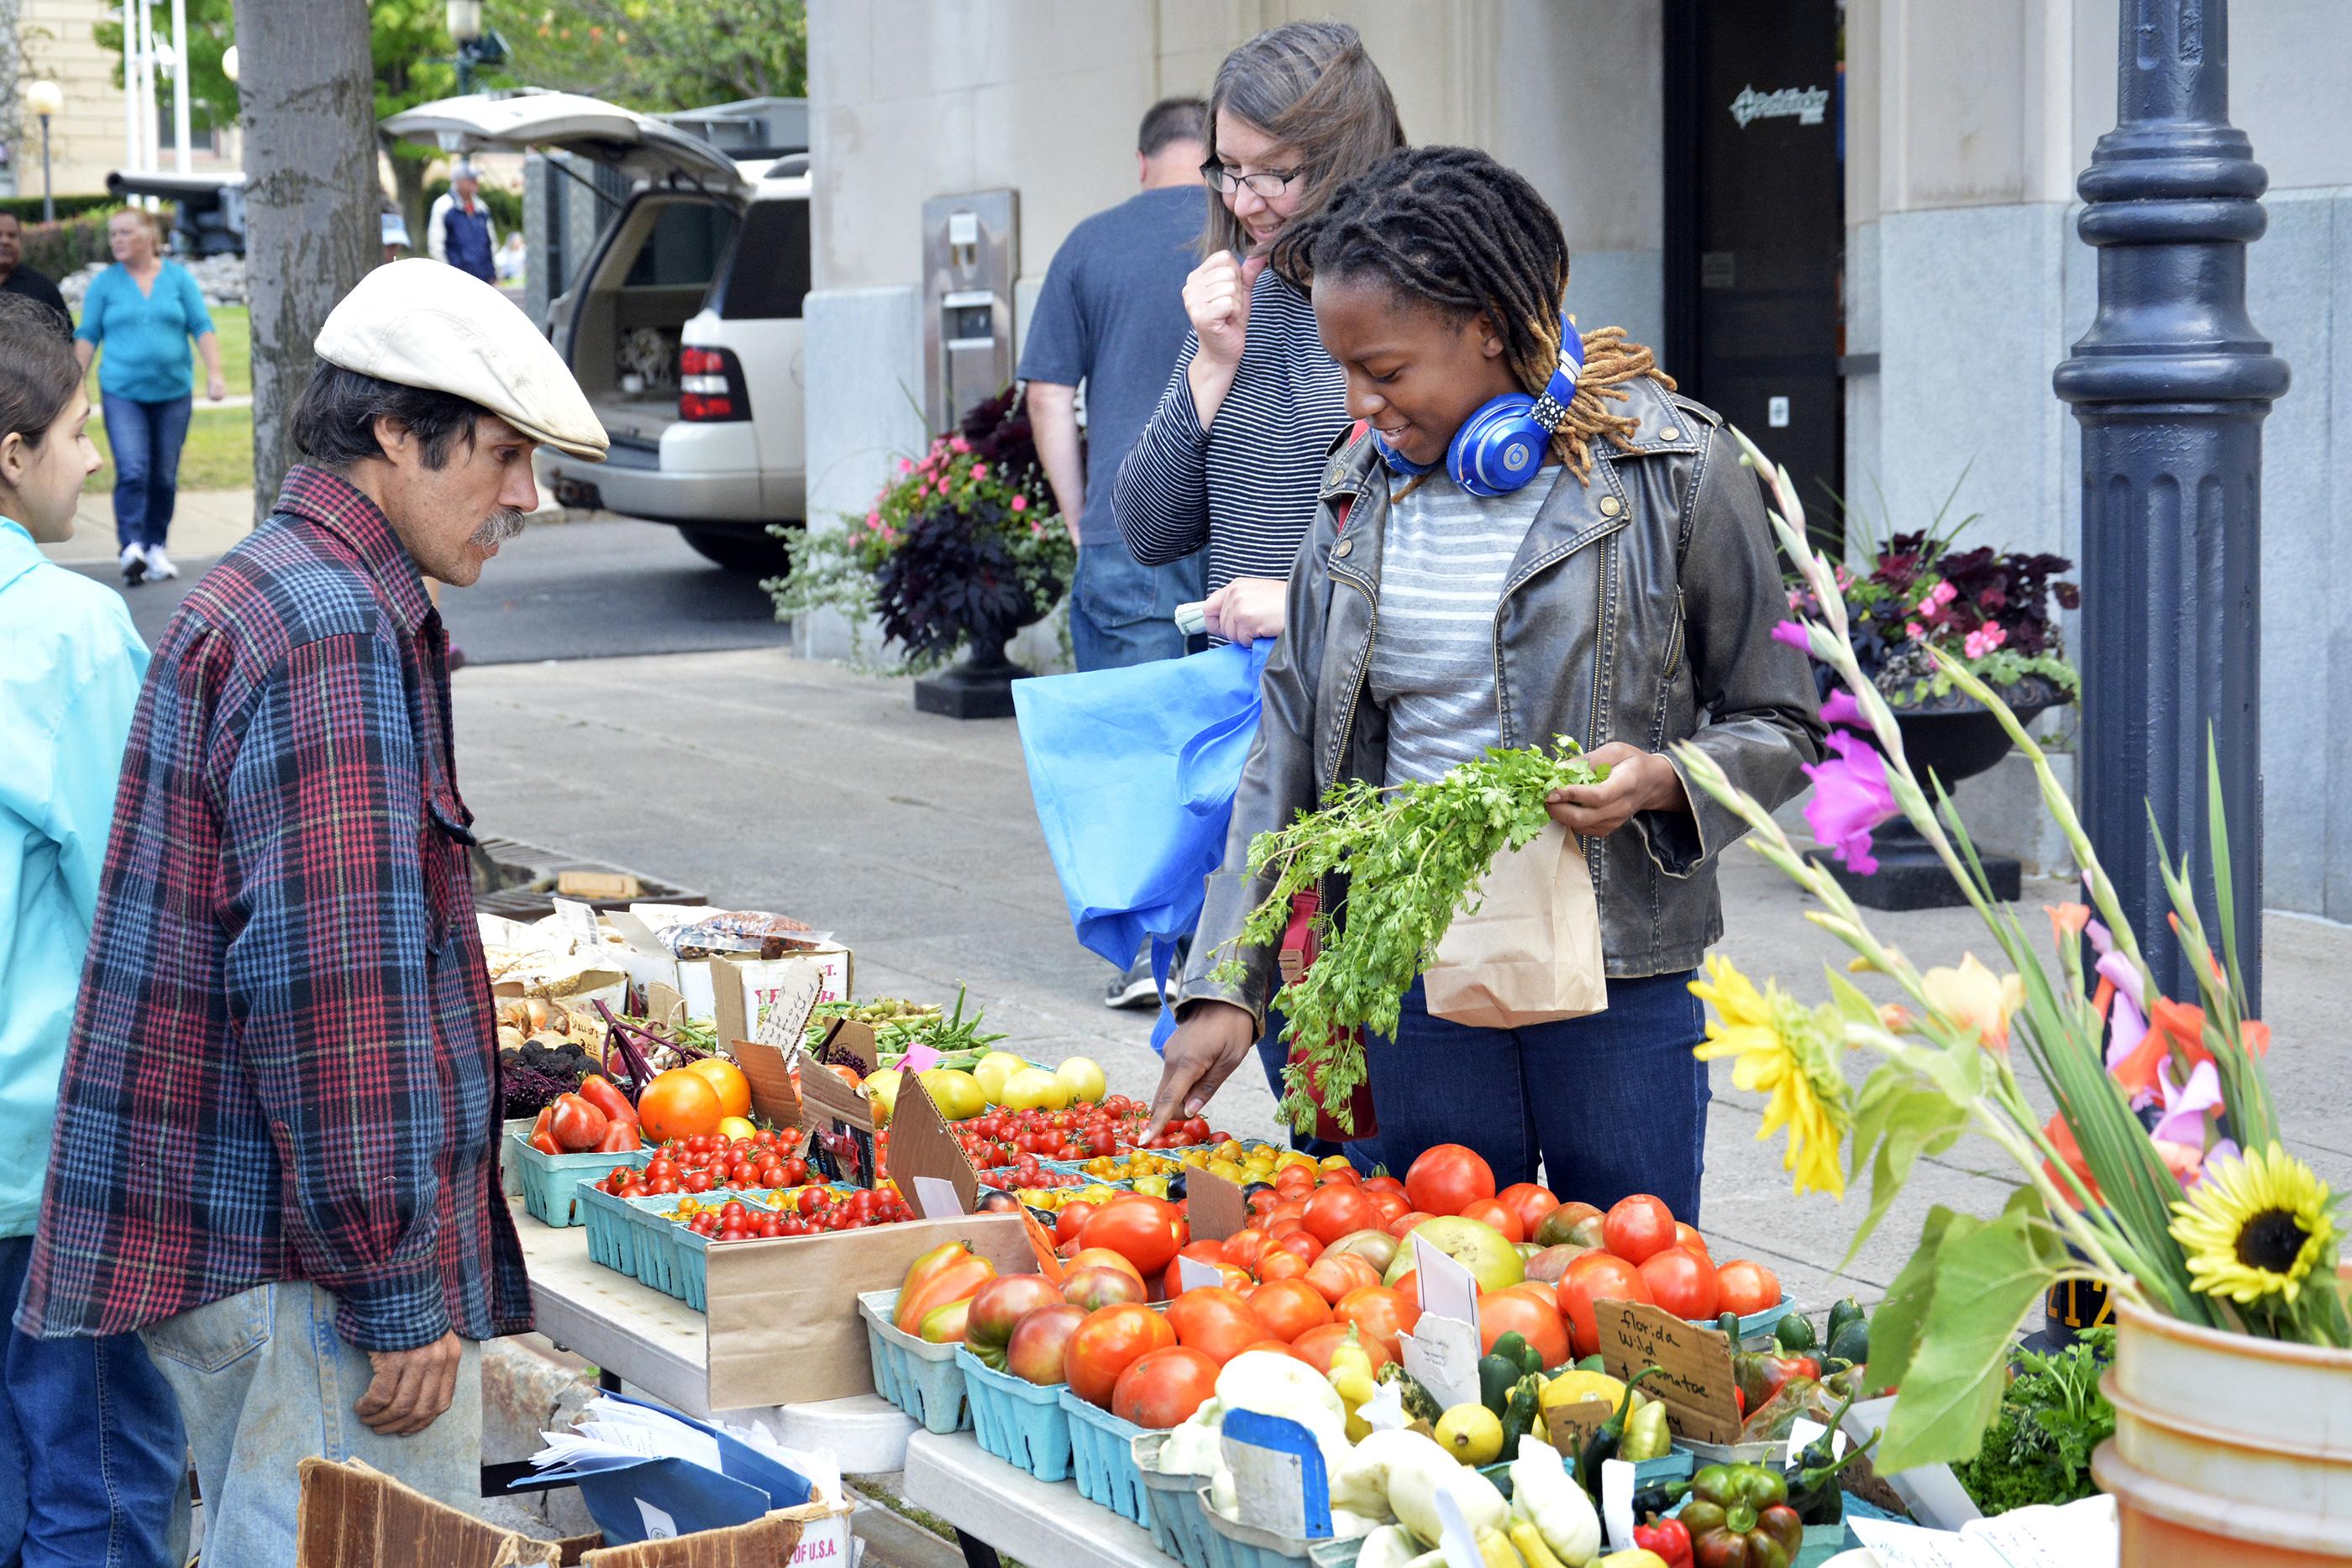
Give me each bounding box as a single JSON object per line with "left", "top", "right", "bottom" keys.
{"left": 445, "top": 0, "right": 504, "bottom": 95}
{"left": 25, "top": 80, "right": 61, "bottom": 224}
{"left": 221, "top": 45, "right": 238, "bottom": 83}
{"left": 2054, "top": 0, "right": 2285, "bottom": 1010}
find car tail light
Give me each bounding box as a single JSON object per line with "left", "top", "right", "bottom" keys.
{"left": 679, "top": 344, "right": 749, "bottom": 422}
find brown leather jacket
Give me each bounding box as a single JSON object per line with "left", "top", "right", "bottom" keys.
{"left": 1174, "top": 378, "right": 1824, "bottom": 1025}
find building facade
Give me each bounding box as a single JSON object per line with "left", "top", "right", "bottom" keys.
{"left": 801, "top": 0, "right": 2352, "bottom": 920}
{"left": 11, "top": 0, "right": 239, "bottom": 198}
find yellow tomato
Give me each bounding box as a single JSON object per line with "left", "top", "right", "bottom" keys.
{"left": 1002, "top": 1067, "right": 1070, "bottom": 1111}
{"left": 1054, "top": 1055, "right": 1108, "bottom": 1104}
{"left": 717, "top": 1115, "right": 759, "bottom": 1141}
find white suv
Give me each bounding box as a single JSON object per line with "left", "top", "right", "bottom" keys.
{"left": 383, "top": 92, "right": 808, "bottom": 571}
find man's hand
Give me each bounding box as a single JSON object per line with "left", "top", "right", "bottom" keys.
{"left": 1545, "top": 742, "right": 1691, "bottom": 838}
{"left": 1147, "top": 1001, "right": 1259, "bottom": 1140}
{"left": 356, "top": 1330, "right": 463, "bottom": 1436}
{"left": 1203, "top": 576, "right": 1287, "bottom": 646}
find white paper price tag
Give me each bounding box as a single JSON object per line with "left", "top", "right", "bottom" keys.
{"left": 552, "top": 896, "right": 601, "bottom": 950}
{"left": 1412, "top": 1235, "right": 1483, "bottom": 1330}
{"left": 1399, "top": 1314, "right": 1481, "bottom": 1414}
{"left": 1431, "top": 1485, "right": 1483, "bottom": 1568}
{"left": 753, "top": 970, "right": 824, "bottom": 1050}
{"left": 911, "top": 1176, "right": 965, "bottom": 1218}
{"left": 1601, "top": 1458, "right": 1637, "bottom": 1553}
{"left": 1224, "top": 1440, "right": 1310, "bottom": 1538}
{"left": 1175, "top": 1254, "right": 1224, "bottom": 1293}
{"left": 1362, "top": 1376, "right": 1410, "bottom": 1433}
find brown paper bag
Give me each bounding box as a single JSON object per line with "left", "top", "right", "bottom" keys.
{"left": 1422, "top": 820, "right": 1607, "bottom": 1027}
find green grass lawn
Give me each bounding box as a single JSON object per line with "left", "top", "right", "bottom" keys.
{"left": 83, "top": 304, "right": 253, "bottom": 494}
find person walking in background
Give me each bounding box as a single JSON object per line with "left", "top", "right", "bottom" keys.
{"left": 1113, "top": 21, "right": 1404, "bottom": 651}
{"left": 428, "top": 163, "right": 500, "bottom": 286}
{"left": 74, "top": 207, "right": 226, "bottom": 586}
{"left": 1023, "top": 96, "right": 1213, "bottom": 1009}
{"left": 0, "top": 295, "right": 187, "bottom": 1568}
{"left": 0, "top": 214, "right": 71, "bottom": 338}
{"left": 17, "top": 261, "right": 609, "bottom": 1564}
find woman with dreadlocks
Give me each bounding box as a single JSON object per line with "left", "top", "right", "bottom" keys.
{"left": 1145, "top": 147, "right": 1823, "bottom": 1216}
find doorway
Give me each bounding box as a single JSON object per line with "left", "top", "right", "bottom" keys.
{"left": 1664, "top": 0, "right": 1844, "bottom": 532}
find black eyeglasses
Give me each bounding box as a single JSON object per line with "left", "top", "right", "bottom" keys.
{"left": 1200, "top": 160, "right": 1305, "bottom": 198}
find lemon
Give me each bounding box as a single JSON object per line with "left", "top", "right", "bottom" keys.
{"left": 1055, "top": 1056, "right": 1108, "bottom": 1104}
{"left": 1435, "top": 1403, "right": 1504, "bottom": 1466}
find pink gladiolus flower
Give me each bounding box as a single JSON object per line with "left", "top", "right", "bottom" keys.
{"left": 1010, "top": 494, "right": 1027, "bottom": 511}
{"left": 2152, "top": 1058, "right": 2223, "bottom": 1148}
{"left": 1771, "top": 620, "right": 1812, "bottom": 653}
{"left": 1819, "top": 689, "right": 1866, "bottom": 729}
{"left": 1802, "top": 730, "right": 1898, "bottom": 875}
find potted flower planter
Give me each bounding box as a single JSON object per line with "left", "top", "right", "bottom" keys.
{"left": 1827, "top": 675, "right": 2062, "bottom": 910}
{"left": 913, "top": 597, "right": 1050, "bottom": 721}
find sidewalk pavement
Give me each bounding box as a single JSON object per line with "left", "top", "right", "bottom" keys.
{"left": 42, "top": 487, "right": 254, "bottom": 565}
{"left": 448, "top": 646, "right": 2352, "bottom": 1314}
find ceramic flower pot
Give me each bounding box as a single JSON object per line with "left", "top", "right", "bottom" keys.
{"left": 2095, "top": 1291, "right": 2352, "bottom": 1565}
{"left": 1828, "top": 676, "right": 2063, "bottom": 910}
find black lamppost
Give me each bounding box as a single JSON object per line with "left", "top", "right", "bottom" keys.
{"left": 446, "top": 0, "right": 508, "bottom": 96}
{"left": 2054, "top": 0, "right": 2284, "bottom": 1012}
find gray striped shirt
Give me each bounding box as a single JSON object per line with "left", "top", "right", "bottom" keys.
{"left": 1370, "top": 471, "right": 1560, "bottom": 785}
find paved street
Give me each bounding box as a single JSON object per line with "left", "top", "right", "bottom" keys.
{"left": 450, "top": 645, "right": 2352, "bottom": 1316}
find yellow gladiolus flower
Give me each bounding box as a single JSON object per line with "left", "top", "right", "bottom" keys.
{"left": 1690, "top": 957, "right": 1852, "bottom": 1198}
{"left": 1920, "top": 952, "right": 2025, "bottom": 1053}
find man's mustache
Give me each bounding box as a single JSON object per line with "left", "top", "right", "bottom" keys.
{"left": 469, "top": 508, "right": 526, "bottom": 549}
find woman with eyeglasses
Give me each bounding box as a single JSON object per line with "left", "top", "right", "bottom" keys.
{"left": 1113, "top": 21, "right": 1404, "bottom": 650}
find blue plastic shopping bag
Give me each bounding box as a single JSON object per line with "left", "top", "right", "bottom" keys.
{"left": 1014, "top": 642, "right": 1271, "bottom": 1041}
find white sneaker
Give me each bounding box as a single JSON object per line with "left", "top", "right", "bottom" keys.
{"left": 118, "top": 545, "right": 147, "bottom": 585}
{"left": 142, "top": 545, "right": 179, "bottom": 581}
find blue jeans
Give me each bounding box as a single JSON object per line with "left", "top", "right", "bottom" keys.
{"left": 142, "top": 1282, "right": 482, "bottom": 1566}
{"left": 0, "top": 1238, "right": 188, "bottom": 1568}
{"left": 1070, "top": 540, "right": 1202, "bottom": 672}
{"left": 1362, "top": 972, "right": 1711, "bottom": 1222}
{"left": 100, "top": 393, "right": 192, "bottom": 552}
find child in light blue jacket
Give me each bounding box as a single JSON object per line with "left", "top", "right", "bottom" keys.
{"left": 0, "top": 292, "right": 186, "bottom": 1565}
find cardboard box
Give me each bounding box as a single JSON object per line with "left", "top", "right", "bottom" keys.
{"left": 295, "top": 1458, "right": 849, "bottom": 1568}
{"left": 294, "top": 1458, "right": 596, "bottom": 1568}
{"left": 605, "top": 910, "right": 852, "bottom": 1035}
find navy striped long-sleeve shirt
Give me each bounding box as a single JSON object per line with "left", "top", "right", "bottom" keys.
{"left": 1112, "top": 267, "right": 1350, "bottom": 598}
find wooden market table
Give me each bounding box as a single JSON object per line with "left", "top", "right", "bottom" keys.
{"left": 515, "top": 1198, "right": 1181, "bottom": 1568}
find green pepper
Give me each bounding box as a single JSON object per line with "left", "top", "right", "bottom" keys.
{"left": 1732, "top": 1352, "right": 1819, "bottom": 1413}
{"left": 1501, "top": 1373, "right": 1545, "bottom": 1454}
{"left": 1772, "top": 1312, "right": 1816, "bottom": 1354}
{"left": 1683, "top": 1463, "right": 1806, "bottom": 1568}
{"left": 1620, "top": 1398, "right": 1673, "bottom": 1463}
{"left": 1577, "top": 1365, "right": 1663, "bottom": 1496}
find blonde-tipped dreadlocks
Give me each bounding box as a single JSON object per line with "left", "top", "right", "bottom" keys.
{"left": 1270, "top": 144, "right": 1674, "bottom": 485}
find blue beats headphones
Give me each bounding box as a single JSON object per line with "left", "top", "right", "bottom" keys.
{"left": 1375, "top": 313, "right": 1585, "bottom": 497}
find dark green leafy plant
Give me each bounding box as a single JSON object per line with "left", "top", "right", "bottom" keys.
{"left": 1215, "top": 740, "right": 1605, "bottom": 1132}
{"left": 1950, "top": 1328, "right": 2116, "bottom": 1516}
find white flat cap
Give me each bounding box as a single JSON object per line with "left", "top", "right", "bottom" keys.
{"left": 315, "top": 259, "right": 608, "bottom": 461}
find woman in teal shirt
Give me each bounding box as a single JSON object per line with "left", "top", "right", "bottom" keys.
{"left": 0, "top": 293, "right": 186, "bottom": 1567}
{"left": 73, "top": 207, "right": 226, "bottom": 586}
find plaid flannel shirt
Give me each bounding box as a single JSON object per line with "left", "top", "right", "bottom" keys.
{"left": 18, "top": 467, "right": 529, "bottom": 1352}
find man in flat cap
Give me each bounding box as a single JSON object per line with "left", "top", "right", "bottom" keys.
{"left": 17, "top": 260, "right": 606, "bottom": 1562}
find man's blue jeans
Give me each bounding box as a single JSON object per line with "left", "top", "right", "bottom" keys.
{"left": 1069, "top": 540, "right": 1202, "bottom": 672}
{"left": 1360, "top": 972, "right": 1711, "bottom": 1221}
{"left": 0, "top": 1237, "right": 188, "bottom": 1568}
{"left": 100, "top": 393, "right": 193, "bottom": 553}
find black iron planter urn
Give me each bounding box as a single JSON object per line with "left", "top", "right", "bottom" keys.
{"left": 1828, "top": 676, "right": 2066, "bottom": 910}
{"left": 911, "top": 599, "right": 1047, "bottom": 721}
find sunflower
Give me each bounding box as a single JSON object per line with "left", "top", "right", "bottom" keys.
{"left": 1691, "top": 957, "right": 1853, "bottom": 1198}
{"left": 2170, "top": 1142, "right": 2339, "bottom": 1308}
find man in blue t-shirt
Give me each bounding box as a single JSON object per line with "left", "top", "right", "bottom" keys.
{"left": 1021, "top": 99, "right": 1210, "bottom": 675}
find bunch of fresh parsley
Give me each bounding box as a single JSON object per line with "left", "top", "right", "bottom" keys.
{"left": 1950, "top": 1328, "right": 2117, "bottom": 1516}
{"left": 1215, "top": 739, "right": 1606, "bottom": 1134}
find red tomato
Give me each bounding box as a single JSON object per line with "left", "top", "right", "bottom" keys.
{"left": 1458, "top": 1198, "right": 1525, "bottom": 1245}
{"left": 1714, "top": 1259, "right": 1782, "bottom": 1318}
{"left": 1333, "top": 1286, "right": 1420, "bottom": 1359}
{"left": 1301, "top": 1184, "right": 1380, "bottom": 1245}
{"left": 1166, "top": 1287, "right": 1269, "bottom": 1365}
{"left": 1602, "top": 1194, "right": 1679, "bottom": 1266}
{"left": 1476, "top": 1290, "right": 1569, "bottom": 1369}
{"left": 1112, "top": 1346, "right": 1221, "bottom": 1429}
{"left": 1386, "top": 1210, "right": 1436, "bottom": 1240}
{"left": 1250, "top": 1279, "right": 1333, "bottom": 1343}
{"left": 1256, "top": 1250, "right": 1310, "bottom": 1283}
{"left": 1639, "top": 1246, "right": 1719, "bottom": 1320}
{"left": 1557, "top": 1251, "right": 1655, "bottom": 1359}
{"left": 1221, "top": 1230, "right": 1270, "bottom": 1272}
{"left": 1302, "top": 1252, "right": 1381, "bottom": 1306}
{"left": 1067, "top": 1304, "right": 1178, "bottom": 1408}
{"left": 1238, "top": 1338, "right": 1304, "bottom": 1361}
{"left": 1404, "top": 1144, "right": 1497, "bottom": 1218}
{"left": 1289, "top": 1322, "right": 1393, "bottom": 1376}
{"left": 1389, "top": 1269, "right": 1418, "bottom": 1305}
{"left": 1272, "top": 1230, "right": 1323, "bottom": 1266}
{"left": 1080, "top": 1196, "right": 1189, "bottom": 1277}
{"left": 1362, "top": 1174, "right": 1408, "bottom": 1199}
{"left": 1495, "top": 1183, "right": 1559, "bottom": 1237}
{"left": 1369, "top": 1191, "right": 1410, "bottom": 1226}
{"left": 1055, "top": 1200, "right": 1100, "bottom": 1245}
{"left": 1672, "top": 1222, "right": 1710, "bottom": 1257}
{"left": 1064, "top": 1247, "right": 1147, "bottom": 1287}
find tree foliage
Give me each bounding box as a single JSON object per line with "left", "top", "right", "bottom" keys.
{"left": 486, "top": 0, "right": 806, "bottom": 113}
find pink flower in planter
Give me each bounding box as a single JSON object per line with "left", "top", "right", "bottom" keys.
{"left": 1010, "top": 494, "right": 1028, "bottom": 512}
{"left": 1819, "top": 689, "right": 1867, "bottom": 729}
{"left": 1905, "top": 621, "right": 1925, "bottom": 641}
{"left": 972, "top": 463, "right": 989, "bottom": 480}
{"left": 1929, "top": 580, "right": 1957, "bottom": 607}
{"left": 1802, "top": 730, "right": 1898, "bottom": 875}
{"left": 897, "top": 458, "right": 915, "bottom": 475}
{"left": 951, "top": 435, "right": 971, "bottom": 454}
{"left": 1963, "top": 622, "right": 2008, "bottom": 659}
